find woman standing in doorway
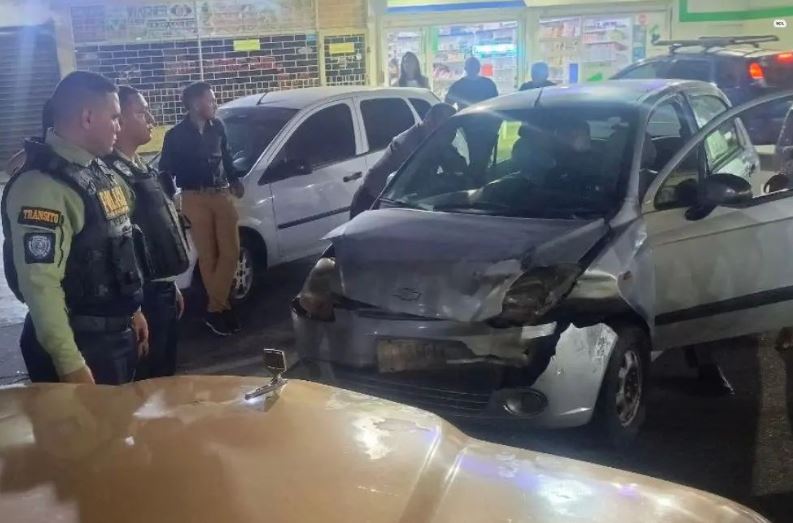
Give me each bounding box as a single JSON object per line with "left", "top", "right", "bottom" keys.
{"left": 398, "top": 52, "right": 430, "bottom": 88}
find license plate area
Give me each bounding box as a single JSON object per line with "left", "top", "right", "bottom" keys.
{"left": 377, "top": 339, "right": 449, "bottom": 373}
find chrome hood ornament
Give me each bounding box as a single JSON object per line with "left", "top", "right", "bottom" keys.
{"left": 245, "top": 349, "right": 289, "bottom": 400}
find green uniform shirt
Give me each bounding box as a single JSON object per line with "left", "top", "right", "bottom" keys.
{"left": 4, "top": 131, "right": 134, "bottom": 377}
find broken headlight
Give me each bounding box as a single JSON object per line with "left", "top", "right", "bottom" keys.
{"left": 496, "top": 264, "right": 581, "bottom": 326}
{"left": 293, "top": 257, "right": 340, "bottom": 322}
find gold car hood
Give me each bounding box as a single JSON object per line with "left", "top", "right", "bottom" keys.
{"left": 0, "top": 376, "right": 766, "bottom": 523}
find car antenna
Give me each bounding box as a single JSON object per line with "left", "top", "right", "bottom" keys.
{"left": 245, "top": 348, "right": 289, "bottom": 400}
{"left": 534, "top": 87, "right": 544, "bottom": 108}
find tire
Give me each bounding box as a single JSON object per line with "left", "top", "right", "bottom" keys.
{"left": 593, "top": 323, "right": 651, "bottom": 448}
{"left": 231, "top": 233, "right": 265, "bottom": 303}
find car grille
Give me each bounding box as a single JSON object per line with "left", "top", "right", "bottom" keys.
{"left": 291, "top": 362, "right": 499, "bottom": 415}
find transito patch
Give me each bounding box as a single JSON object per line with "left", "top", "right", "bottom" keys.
{"left": 18, "top": 207, "right": 62, "bottom": 230}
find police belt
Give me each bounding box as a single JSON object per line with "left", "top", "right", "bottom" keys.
{"left": 70, "top": 315, "right": 132, "bottom": 333}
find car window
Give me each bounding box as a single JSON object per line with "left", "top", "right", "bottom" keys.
{"left": 618, "top": 61, "right": 667, "bottom": 79}
{"left": 651, "top": 100, "right": 700, "bottom": 209}
{"left": 218, "top": 107, "right": 298, "bottom": 173}
{"left": 716, "top": 60, "right": 743, "bottom": 89}
{"left": 689, "top": 95, "right": 742, "bottom": 172}
{"left": 383, "top": 107, "right": 635, "bottom": 219}
{"left": 361, "top": 98, "right": 416, "bottom": 151}
{"left": 410, "top": 98, "right": 432, "bottom": 119}
{"left": 283, "top": 104, "right": 356, "bottom": 169}
{"left": 666, "top": 60, "right": 712, "bottom": 82}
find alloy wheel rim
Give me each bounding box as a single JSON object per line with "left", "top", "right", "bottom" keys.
{"left": 233, "top": 247, "right": 254, "bottom": 300}
{"left": 615, "top": 349, "right": 642, "bottom": 427}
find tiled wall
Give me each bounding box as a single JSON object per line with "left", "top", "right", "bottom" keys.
{"left": 323, "top": 34, "right": 366, "bottom": 86}
{"left": 75, "top": 34, "right": 320, "bottom": 125}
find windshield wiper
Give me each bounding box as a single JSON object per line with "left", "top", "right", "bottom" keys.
{"left": 433, "top": 202, "right": 511, "bottom": 214}
{"left": 379, "top": 197, "right": 425, "bottom": 210}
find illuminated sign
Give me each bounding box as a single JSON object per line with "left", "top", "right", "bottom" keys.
{"left": 387, "top": 0, "right": 525, "bottom": 13}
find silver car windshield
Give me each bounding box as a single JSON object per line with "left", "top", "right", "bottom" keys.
{"left": 218, "top": 106, "right": 298, "bottom": 174}
{"left": 383, "top": 107, "right": 636, "bottom": 219}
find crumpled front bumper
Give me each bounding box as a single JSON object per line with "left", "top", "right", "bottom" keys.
{"left": 292, "top": 306, "right": 618, "bottom": 429}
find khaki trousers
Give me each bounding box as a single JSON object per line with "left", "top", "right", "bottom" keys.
{"left": 182, "top": 190, "right": 240, "bottom": 313}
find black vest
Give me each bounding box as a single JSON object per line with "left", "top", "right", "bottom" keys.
{"left": 1, "top": 140, "right": 143, "bottom": 317}
{"left": 104, "top": 152, "right": 189, "bottom": 281}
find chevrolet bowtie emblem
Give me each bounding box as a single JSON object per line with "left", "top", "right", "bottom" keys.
{"left": 393, "top": 288, "right": 421, "bottom": 301}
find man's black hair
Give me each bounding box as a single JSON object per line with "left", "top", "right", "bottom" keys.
{"left": 182, "top": 82, "right": 213, "bottom": 110}
{"left": 50, "top": 71, "right": 118, "bottom": 125}
{"left": 118, "top": 85, "right": 141, "bottom": 110}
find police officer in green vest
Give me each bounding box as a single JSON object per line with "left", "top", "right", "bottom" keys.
{"left": 104, "top": 86, "right": 190, "bottom": 379}
{"left": 1, "top": 71, "right": 149, "bottom": 385}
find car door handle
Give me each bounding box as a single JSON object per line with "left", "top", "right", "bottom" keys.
{"left": 343, "top": 172, "right": 363, "bottom": 183}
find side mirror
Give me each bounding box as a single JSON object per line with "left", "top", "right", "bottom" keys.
{"left": 685, "top": 173, "right": 751, "bottom": 220}
{"left": 233, "top": 156, "right": 251, "bottom": 173}
{"left": 701, "top": 173, "right": 752, "bottom": 206}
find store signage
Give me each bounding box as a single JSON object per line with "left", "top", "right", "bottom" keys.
{"left": 70, "top": 0, "right": 316, "bottom": 44}
{"left": 233, "top": 39, "right": 261, "bottom": 52}
{"left": 328, "top": 42, "right": 356, "bottom": 55}
{"left": 387, "top": 0, "right": 525, "bottom": 13}
{"left": 680, "top": 0, "right": 793, "bottom": 22}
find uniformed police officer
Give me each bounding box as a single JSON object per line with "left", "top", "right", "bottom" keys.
{"left": 104, "top": 86, "right": 190, "bottom": 379}
{"left": 1, "top": 71, "right": 149, "bottom": 385}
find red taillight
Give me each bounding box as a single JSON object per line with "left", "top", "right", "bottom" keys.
{"left": 749, "top": 62, "right": 765, "bottom": 80}
{"left": 777, "top": 52, "right": 793, "bottom": 64}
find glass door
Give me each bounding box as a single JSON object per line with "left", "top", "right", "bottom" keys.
{"left": 385, "top": 28, "right": 427, "bottom": 87}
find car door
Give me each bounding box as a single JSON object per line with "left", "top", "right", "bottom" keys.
{"left": 643, "top": 91, "right": 793, "bottom": 350}
{"left": 266, "top": 100, "right": 366, "bottom": 261}
{"left": 357, "top": 95, "right": 421, "bottom": 178}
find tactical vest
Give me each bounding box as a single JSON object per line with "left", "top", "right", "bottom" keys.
{"left": 1, "top": 140, "right": 143, "bottom": 317}
{"left": 105, "top": 152, "right": 190, "bottom": 281}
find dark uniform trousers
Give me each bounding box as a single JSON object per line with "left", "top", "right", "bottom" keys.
{"left": 20, "top": 314, "right": 138, "bottom": 385}
{"left": 138, "top": 281, "right": 180, "bottom": 379}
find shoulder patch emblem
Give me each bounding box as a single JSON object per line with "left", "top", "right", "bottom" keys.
{"left": 24, "top": 232, "right": 55, "bottom": 264}
{"left": 18, "top": 207, "right": 62, "bottom": 230}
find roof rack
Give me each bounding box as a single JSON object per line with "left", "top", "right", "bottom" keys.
{"left": 654, "top": 35, "right": 780, "bottom": 53}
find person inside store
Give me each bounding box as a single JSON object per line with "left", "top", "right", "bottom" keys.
{"left": 397, "top": 52, "right": 430, "bottom": 88}
{"left": 104, "top": 86, "right": 190, "bottom": 379}
{"left": 444, "top": 56, "right": 499, "bottom": 111}
{"left": 1, "top": 71, "right": 149, "bottom": 385}
{"left": 350, "top": 103, "right": 457, "bottom": 218}
{"left": 445, "top": 57, "right": 500, "bottom": 177}
{"left": 519, "top": 62, "right": 555, "bottom": 91}
{"left": 159, "top": 82, "right": 244, "bottom": 337}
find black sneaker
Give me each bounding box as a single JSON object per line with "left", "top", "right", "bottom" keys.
{"left": 224, "top": 310, "right": 242, "bottom": 333}
{"left": 205, "top": 312, "right": 232, "bottom": 337}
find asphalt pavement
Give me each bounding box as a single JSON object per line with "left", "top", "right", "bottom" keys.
{"left": 0, "top": 229, "right": 792, "bottom": 520}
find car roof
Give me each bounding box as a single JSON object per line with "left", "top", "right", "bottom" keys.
{"left": 220, "top": 86, "right": 435, "bottom": 110}
{"left": 464, "top": 79, "right": 716, "bottom": 114}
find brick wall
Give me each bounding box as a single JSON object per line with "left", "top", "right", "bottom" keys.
{"left": 75, "top": 34, "right": 320, "bottom": 126}
{"left": 323, "top": 34, "right": 366, "bottom": 86}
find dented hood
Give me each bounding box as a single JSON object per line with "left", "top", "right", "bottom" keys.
{"left": 327, "top": 209, "right": 608, "bottom": 321}
{"left": 0, "top": 377, "right": 767, "bottom": 523}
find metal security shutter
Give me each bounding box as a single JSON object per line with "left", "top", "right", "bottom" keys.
{"left": 0, "top": 25, "right": 60, "bottom": 167}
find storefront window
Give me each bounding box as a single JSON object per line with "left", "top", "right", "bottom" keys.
{"left": 537, "top": 11, "right": 669, "bottom": 84}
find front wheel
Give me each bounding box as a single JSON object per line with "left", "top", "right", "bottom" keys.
{"left": 231, "top": 234, "right": 264, "bottom": 303}
{"left": 592, "top": 323, "right": 651, "bottom": 448}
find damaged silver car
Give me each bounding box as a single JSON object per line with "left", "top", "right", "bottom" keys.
{"left": 292, "top": 79, "right": 793, "bottom": 446}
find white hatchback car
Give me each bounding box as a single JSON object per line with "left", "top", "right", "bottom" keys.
{"left": 173, "top": 87, "right": 439, "bottom": 298}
